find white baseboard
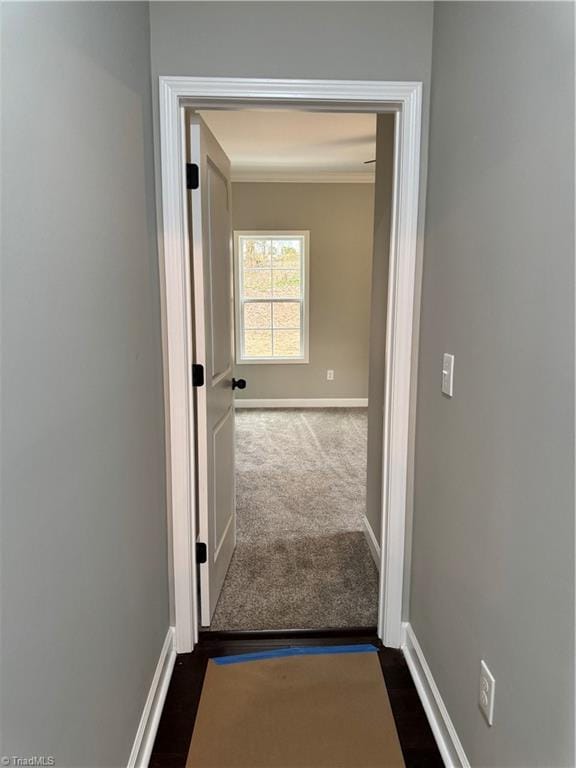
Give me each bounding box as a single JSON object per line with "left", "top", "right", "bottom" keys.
{"left": 127, "top": 627, "right": 176, "bottom": 768}
{"left": 235, "top": 398, "right": 368, "bottom": 409}
{"left": 362, "top": 516, "right": 381, "bottom": 569}
{"left": 402, "top": 623, "right": 470, "bottom": 768}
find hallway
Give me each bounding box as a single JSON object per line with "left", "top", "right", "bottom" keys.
{"left": 210, "top": 409, "right": 379, "bottom": 630}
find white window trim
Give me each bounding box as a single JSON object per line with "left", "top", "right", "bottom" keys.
{"left": 233, "top": 230, "right": 310, "bottom": 365}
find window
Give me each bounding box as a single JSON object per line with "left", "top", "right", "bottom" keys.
{"left": 234, "top": 231, "right": 309, "bottom": 364}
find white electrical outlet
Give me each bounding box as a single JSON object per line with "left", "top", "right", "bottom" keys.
{"left": 479, "top": 660, "right": 495, "bottom": 726}
{"left": 327, "top": 369, "right": 334, "bottom": 381}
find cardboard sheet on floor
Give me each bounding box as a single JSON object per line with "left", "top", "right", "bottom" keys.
{"left": 186, "top": 648, "right": 405, "bottom": 768}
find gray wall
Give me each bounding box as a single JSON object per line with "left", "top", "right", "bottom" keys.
{"left": 232, "top": 182, "right": 374, "bottom": 400}
{"left": 365, "top": 115, "right": 395, "bottom": 544}
{"left": 150, "top": 1, "right": 434, "bottom": 87}
{"left": 411, "top": 3, "right": 574, "bottom": 766}
{"left": 1, "top": 4, "right": 169, "bottom": 766}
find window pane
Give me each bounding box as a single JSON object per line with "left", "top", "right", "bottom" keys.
{"left": 273, "top": 302, "right": 300, "bottom": 329}
{"left": 273, "top": 329, "right": 301, "bottom": 357}
{"left": 244, "top": 330, "right": 272, "bottom": 357}
{"left": 272, "top": 269, "right": 300, "bottom": 298}
{"left": 243, "top": 269, "right": 272, "bottom": 299}
{"left": 241, "top": 238, "right": 270, "bottom": 268}
{"left": 272, "top": 239, "right": 301, "bottom": 268}
{"left": 244, "top": 302, "right": 272, "bottom": 329}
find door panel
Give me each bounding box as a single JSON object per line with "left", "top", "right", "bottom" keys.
{"left": 186, "top": 112, "right": 236, "bottom": 627}
{"left": 213, "top": 407, "right": 235, "bottom": 558}
{"left": 207, "top": 159, "right": 233, "bottom": 380}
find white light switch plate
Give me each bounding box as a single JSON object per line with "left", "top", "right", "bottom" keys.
{"left": 442, "top": 353, "right": 454, "bottom": 397}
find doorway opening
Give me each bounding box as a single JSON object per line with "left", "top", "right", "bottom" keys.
{"left": 158, "top": 77, "right": 422, "bottom": 652}
{"left": 189, "top": 108, "right": 390, "bottom": 631}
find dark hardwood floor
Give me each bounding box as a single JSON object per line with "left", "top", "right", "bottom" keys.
{"left": 150, "top": 628, "right": 443, "bottom": 768}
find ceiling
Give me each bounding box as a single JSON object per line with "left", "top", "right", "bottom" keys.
{"left": 198, "top": 109, "right": 376, "bottom": 183}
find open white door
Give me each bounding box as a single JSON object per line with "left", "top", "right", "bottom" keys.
{"left": 186, "top": 112, "right": 237, "bottom": 627}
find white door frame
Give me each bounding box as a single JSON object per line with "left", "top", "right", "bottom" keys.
{"left": 158, "top": 77, "right": 422, "bottom": 653}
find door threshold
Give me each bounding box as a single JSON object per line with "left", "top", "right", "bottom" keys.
{"left": 199, "top": 626, "right": 379, "bottom": 642}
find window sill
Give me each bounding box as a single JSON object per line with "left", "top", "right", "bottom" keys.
{"left": 236, "top": 357, "right": 309, "bottom": 366}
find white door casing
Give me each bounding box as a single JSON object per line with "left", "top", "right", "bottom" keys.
{"left": 186, "top": 113, "right": 236, "bottom": 627}
{"left": 159, "top": 78, "right": 422, "bottom": 652}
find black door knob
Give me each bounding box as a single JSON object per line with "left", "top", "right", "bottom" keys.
{"left": 232, "top": 378, "right": 247, "bottom": 390}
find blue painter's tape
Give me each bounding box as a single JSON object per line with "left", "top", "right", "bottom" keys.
{"left": 212, "top": 644, "right": 378, "bottom": 665}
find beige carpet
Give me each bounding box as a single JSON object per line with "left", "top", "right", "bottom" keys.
{"left": 210, "top": 408, "right": 378, "bottom": 630}
{"left": 186, "top": 649, "right": 405, "bottom": 768}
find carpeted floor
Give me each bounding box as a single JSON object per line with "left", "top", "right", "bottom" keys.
{"left": 210, "top": 408, "right": 379, "bottom": 630}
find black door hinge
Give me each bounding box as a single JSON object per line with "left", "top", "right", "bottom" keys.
{"left": 186, "top": 162, "right": 199, "bottom": 190}
{"left": 192, "top": 363, "right": 204, "bottom": 387}
{"left": 196, "top": 542, "right": 207, "bottom": 564}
